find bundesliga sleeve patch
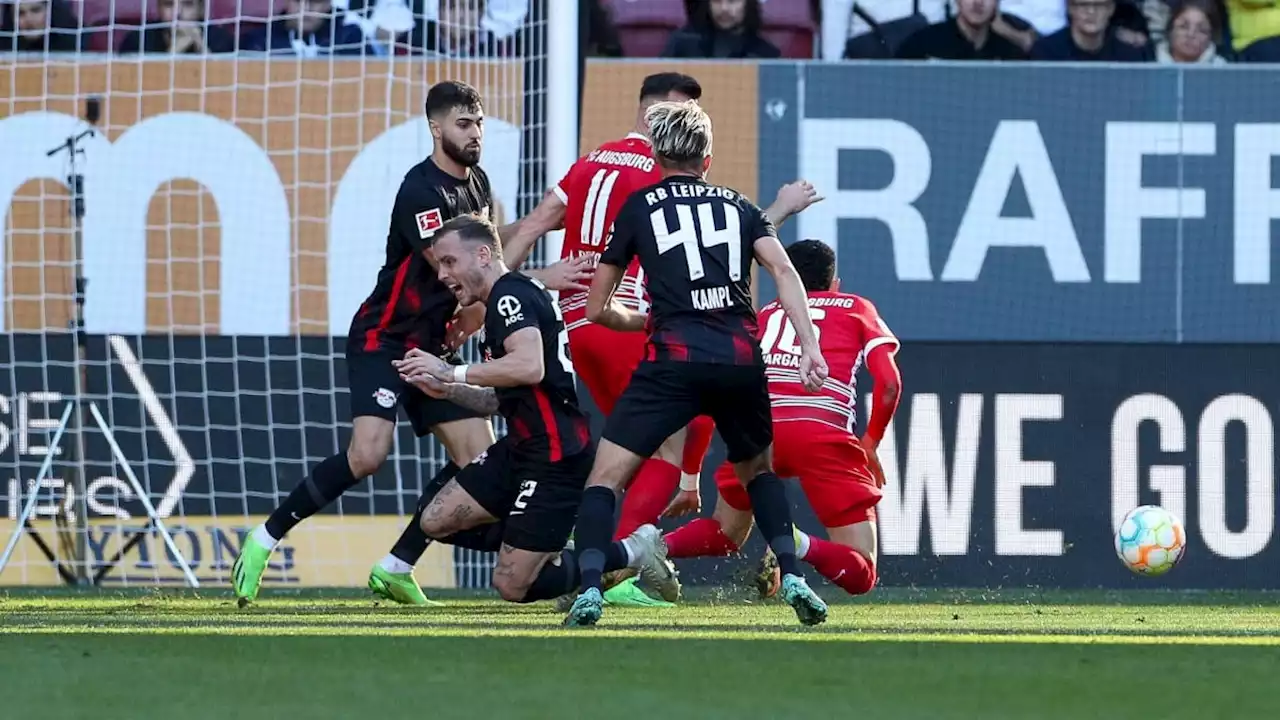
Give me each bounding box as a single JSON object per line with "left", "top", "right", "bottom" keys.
{"left": 416, "top": 208, "right": 444, "bottom": 239}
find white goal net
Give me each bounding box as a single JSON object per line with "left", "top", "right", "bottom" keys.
{"left": 0, "top": 1, "right": 558, "bottom": 590}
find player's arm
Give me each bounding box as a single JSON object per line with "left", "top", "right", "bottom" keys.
{"left": 458, "top": 326, "right": 546, "bottom": 387}
{"left": 501, "top": 187, "right": 567, "bottom": 269}
{"left": 763, "top": 180, "right": 823, "bottom": 228}
{"left": 754, "top": 232, "right": 827, "bottom": 391}
{"left": 584, "top": 262, "right": 647, "bottom": 333}
{"left": 585, "top": 199, "right": 646, "bottom": 332}
{"left": 862, "top": 344, "right": 902, "bottom": 452}
{"left": 394, "top": 350, "right": 499, "bottom": 414}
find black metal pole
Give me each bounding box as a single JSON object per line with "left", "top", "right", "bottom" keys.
{"left": 46, "top": 97, "right": 100, "bottom": 585}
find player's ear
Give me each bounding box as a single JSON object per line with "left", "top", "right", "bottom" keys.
{"left": 831, "top": 276, "right": 841, "bottom": 293}
{"left": 702, "top": 155, "right": 713, "bottom": 176}
{"left": 428, "top": 116, "right": 442, "bottom": 141}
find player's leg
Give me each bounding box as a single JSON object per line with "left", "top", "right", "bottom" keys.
{"left": 710, "top": 366, "right": 827, "bottom": 626}
{"left": 680, "top": 414, "right": 715, "bottom": 487}
{"left": 233, "top": 361, "right": 398, "bottom": 607}
{"left": 792, "top": 436, "right": 881, "bottom": 597}
{"left": 664, "top": 462, "right": 754, "bottom": 558}
{"left": 571, "top": 325, "right": 683, "bottom": 542}
{"left": 372, "top": 400, "right": 495, "bottom": 605}
{"left": 496, "top": 449, "right": 674, "bottom": 607}
{"left": 795, "top": 516, "right": 878, "bottom": 597}
{"left": 566, "top": 363, "right": 694, "bottom": 624}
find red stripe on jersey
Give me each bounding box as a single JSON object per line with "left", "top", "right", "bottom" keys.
{"left": 364, "top": 256, "right": 413, "bottom": 352}
{"left": 533, "top": 386, "right": 563, "bottom": 462}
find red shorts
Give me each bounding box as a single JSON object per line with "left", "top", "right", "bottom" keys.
{"left": 568, "top": 321, "right": 646, "bottom": 414}
{"left": 716, "top": 420, "right": 881, "bottom": 528}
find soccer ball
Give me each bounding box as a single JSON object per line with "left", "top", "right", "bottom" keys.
{"left": 1114, "top": 505, "right": 1186, "bottom": 577}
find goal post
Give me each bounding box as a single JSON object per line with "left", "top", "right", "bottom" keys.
{"left": 0, "top": 3, "right": 574, "bottom": 590}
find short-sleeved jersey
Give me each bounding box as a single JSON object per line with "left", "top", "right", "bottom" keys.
{"left": 554, "top": 133, "right": 661, "bottom": 330}
{"left": 348, "top": 158, "right": 493, "bottom": 355}
{"left": 760, "top": 291, "right": 899, "bottom": 433}
{"left": 482, "top": 272, "right": 593, "bottom": 461}
{"left": 602, "top": 175, "right": 775, "bottom": 365}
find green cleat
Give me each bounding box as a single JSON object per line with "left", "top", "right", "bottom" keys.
{"left": 231, "top": 533, "right": 273, "bottom": 607}
{"left": 780, "top": 574, "right": 828, "bottom": 626}
{"left": 564, "top": 588, "right": 604, "bottom": 627}
{"left": 603, "top": 577, "right": 674, "bottom": 608}
{"left": 368, "top": 566, "right": 444, "bottom": 607}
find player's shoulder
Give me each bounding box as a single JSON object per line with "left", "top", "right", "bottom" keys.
{"left": 594, "top": 133, "right": 653, "bottom": 155}
{"left": 493, "top": 272, "right": 552, "bottom": 308}
{"left": 397, "top": 159, "right": 447, "bottom": 201}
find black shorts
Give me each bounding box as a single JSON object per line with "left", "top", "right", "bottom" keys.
{"left": 603, "top": 361, "right": 772, "bottom": 464}
{"left": 454, "top": 435, "right": 594, "bottom": 553}
{"left": 346, "top": 350, "right": 486, "bottom": 437}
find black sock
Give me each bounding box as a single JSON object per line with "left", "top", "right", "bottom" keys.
{"left": 746, "top": 472, "right": 802, "bottom": 578}
{"left": 520, "top": 550, "right": 579, "bottom": 603}
{"left": 604, "top": 541, "right": 629, "bottom": 572}
{"left": 264, "top": 453, "right": 360, "bottom": 539}
{"left": 389, "top": 462, "right": 460, "bottom": 564}
{"left": 574, "top": 485, "right": 618, "bottom": 593}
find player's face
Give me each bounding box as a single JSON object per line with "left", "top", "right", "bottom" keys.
{"left": 956, "top": 0, "right": 996, "bottom": 26}
{"left": 433, "top": 106, "right": 484, "bottom": 167}
{"left": 432, "top": 232, "right": 490, "bottom": 306}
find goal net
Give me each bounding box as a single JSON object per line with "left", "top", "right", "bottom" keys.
{"left": 0, "top": 3, "right": 555, "bottom": 590}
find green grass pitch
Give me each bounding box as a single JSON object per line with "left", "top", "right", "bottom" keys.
{"left": 3, "top": 587, "right": 1279, "bottom": 719}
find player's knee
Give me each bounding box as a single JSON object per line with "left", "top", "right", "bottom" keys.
{"left": 346, "top": 438, "right": 390, "bottom": 478}
{"left": 493, "top": 574, "right": 532, "bottom": 603}
{"left": 731, "top": 448, "right": 773, "bottom": 486}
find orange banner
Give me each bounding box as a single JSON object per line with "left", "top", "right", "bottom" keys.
{"left": 0, "top": 59, "right": 524, "bottom": 335}
{"left": 579, "top": 61, "right": 759, "bottom": 203}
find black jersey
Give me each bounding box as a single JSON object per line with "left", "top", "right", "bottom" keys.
{"left": 349, "top": 158, "right": 493, "bottom": 354}
{"left": 482, "top": 272, "right": 592, "bottom": 461}
{"left": 602, "top": 175, "right": 775, "bottom": 365}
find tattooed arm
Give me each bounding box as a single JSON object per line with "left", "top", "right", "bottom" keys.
{"left": 441, "top": 382, "right": 500, "bottom": 415}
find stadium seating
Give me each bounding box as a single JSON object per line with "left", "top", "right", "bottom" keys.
{"left": 759, "top": 0, "right": 817, "bottom": 58}
{"left": 81, "top": 0, "right": 156, "bottom": 51}
{"left": 603, "top": 0, "right": 686, "bottom": 57}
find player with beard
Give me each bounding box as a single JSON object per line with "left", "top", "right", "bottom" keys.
{"left": 393, "top": 215, "right": 679, "bottom": 608}
{"left": 231, "top": 81, "right": 590, "bottom": 607}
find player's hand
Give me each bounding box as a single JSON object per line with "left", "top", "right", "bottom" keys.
{"left": 393, "top": 349, "right": 451, "bottom": 384}
{"left": 773, "top": 180, "right": 824, "bottom": 217}
{"left": 445, "top": 303, "right": 486, "bottom": 350}
{"left": 405, "top": 374, "right": 450, "bottom": 399}
{"left": 539, "top": 255, "right": 595, "bottom": 292}
{"left": 661, "top": 489, "right": 701, "bottom": 518}
{"left": 798, "top": 346, "right": 828, "bottom": 393}
{"left": 860, "top": 436, "right": 887, "bottom": 488}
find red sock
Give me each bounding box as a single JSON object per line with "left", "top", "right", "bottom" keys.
{"left": 803, "top": 537, "right": 877, "bottom": 596}
{"left": 681, "top": 416, "right": 715, "bottom": 476}
{"left": 614, "top": 459, "right": 681, "bottom": 539}
{"left": 663, "top": 518, "right": 740, "bottom": 559}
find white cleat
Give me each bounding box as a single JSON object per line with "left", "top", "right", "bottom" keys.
{"left": 624, "top": 524, "right": 681, "bottom": 603}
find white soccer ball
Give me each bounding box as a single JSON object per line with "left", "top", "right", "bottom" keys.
{"left": 1114, "top": 505, "right": 1186, "bottom": 577}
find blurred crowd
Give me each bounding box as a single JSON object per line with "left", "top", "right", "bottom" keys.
{"left": 3, "top": 0, "right": 1278, "bottom": 62}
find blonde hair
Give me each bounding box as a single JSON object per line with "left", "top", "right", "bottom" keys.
{"left": 644, "top": 100, "right": 713, "bottom": 170}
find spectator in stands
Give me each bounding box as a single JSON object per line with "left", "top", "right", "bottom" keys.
{"left": 663, "top": 0, "right": 781, "bottom": 58}
{"left": 119, "top": 0, "right": 234, "bottom": 54}
{"left": 1031, "top": 0, "right": 1153, "bottom": 59}
{"left": 1226, "top": 0, "right": 1280, "bottom": 58}
{"left": 1154, "top": 0, "right": 1227, "bottom": 61}
{"left": 409, "top": 0, "right": 509, "bottom": 55}
{"left": 896, "top": 0, "right": 1027, "bottom": 58}
{"left": 583, "top": 0, "right": 622, "bottom": 56}
{"left": 0, "top": 0, "right": 79, "bottom": 52}
{"left": 242, "top": 0, "right": 371, "bottom": 55}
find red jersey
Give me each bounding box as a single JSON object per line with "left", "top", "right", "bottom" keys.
{"left": 554, "top": 133, "right": 661, "bottom": 330}
{"left": 759, "top": 291, "right": 898, "bottom": 433}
